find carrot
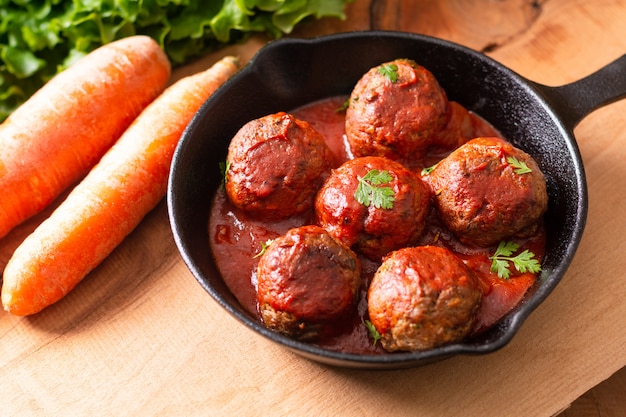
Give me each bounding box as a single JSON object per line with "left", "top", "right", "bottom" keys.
{"left": 0, "top": 35, "right": 171, "bottom": 239}
{"left": 1, "top": 56, "right": 239, "bottom": 316}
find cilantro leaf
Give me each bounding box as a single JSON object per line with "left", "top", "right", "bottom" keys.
{"left": 253, "top": 239, "right": 274, "bottom": 259}
{"left": 512, "top": 250, "right": 542, "bottom": 274}
{"left": 506, "top": 156, "right": 532, "bottom": 175}
{"left": 489, "top": 241, "right": 541, "bottom": 279}
{"left": 219, "top": 160, "right": 230, "bottom": 188}
{"left": 364, "top": 320, "right": 382, "bottom": 346}
{"left": 354, "top": 169, "right": 395, "bottom": 209}
{"left": 377, "top": 63, "right": 399, "bottom": 83}
{"left": 493, "top": 241, "right": 519, "bottom": 258}
{"left": 335, "top": 98, "right": 350, "bottom": 113}
{"left": 491, "top": 258, "right": 512, "bottom": 279}
{"left": 421, "top": 162, "right": 438, "bottom": 176}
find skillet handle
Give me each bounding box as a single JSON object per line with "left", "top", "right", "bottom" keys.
{"left": 531, "top": 54, "right": 626, "bottom": 131}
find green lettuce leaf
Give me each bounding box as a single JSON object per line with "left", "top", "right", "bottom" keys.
{"left": 0, "top": 0, "right": 352, "bottom": 122}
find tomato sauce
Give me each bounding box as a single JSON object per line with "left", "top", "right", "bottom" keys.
{"left": 208, "top": 96, "right": 545, "bottom": 354}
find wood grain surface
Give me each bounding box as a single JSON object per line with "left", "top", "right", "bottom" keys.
{"left": 1, "top": 1, "right": 625, "bottom": 416}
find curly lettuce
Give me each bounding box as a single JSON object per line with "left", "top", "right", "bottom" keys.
{"left": 0, "top": 0, "right": 352, "bottom": 121}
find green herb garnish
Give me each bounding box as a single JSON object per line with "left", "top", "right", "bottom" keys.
{"left": 421, "top": 162, "right": 438, "bottom": 176}
{"left": 355, "top": 169, "right": 395, "bottom": 209}
{"left": 219, "top": 160, "right": 230, "bottom": 188}
{"left": 253, "top": 239, "right": 274, "bottom": 259}
{"left": 377, "top": 63, "right": 399, "bottom": 83}
{"left": 364, "top": 320, "right": 382, "bottom": 346}
{"left": 489, "top": 241, "right": 541, "bottom": 279}
{"left": 335, "top": 98, "right": 350, "bottom": 113}
{"left": 506, "top": 156, "right": 532, "bottom": 175}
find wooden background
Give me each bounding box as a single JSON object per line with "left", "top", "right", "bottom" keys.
{"left": 1, "top": 1, "right": 625, "bottom": 416}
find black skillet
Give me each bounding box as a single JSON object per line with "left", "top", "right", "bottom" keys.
{"left": 167, "top": 31, "right": 626, "bottom": 369}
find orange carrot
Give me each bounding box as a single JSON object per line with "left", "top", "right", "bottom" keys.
{"left": 0, "top": 35, "right": 171, "bottom": 239}
{"left": 1, "top": 56, "right": 239, "bottom": 316}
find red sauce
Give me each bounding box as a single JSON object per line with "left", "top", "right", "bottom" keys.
{"left": 209, "top": 96, "right": 545, "bottom": 354}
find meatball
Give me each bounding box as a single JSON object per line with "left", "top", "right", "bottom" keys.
{"left": 315, "top": 156, "right": 430, "bottom": 261}
{"left": 225, "top": 112, "right": 333, "bottom": 219}
{"left": 367, "top": 246, "right": 482, "bottom": 352}
{"left": 430, "top": 101, "right": 477, "bottom": 151}
{"left": 345, "top": 58, "right": 448, "bottom": 163}
{"left": 427, "top": 137, "right": 548, "bottom": 247}
{"left": 256, "top": 225, "right": 361, "bottom": 341}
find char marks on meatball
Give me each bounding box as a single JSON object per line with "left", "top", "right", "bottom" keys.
{"left": 367, "top": 246, "right": 482, "bottom": 352}
{"left": 427, "top": 136, "right": 548, "bottom": 247}
{"left": 315, "top": 156, "right": 430, "bottom": 261}
{"left": 345, "top": 58, "right": 448, "bottom": 163}
{"left": 225, "top": 112, "right": 333, "bottom": 219}
{"left": 256, "top": 225, "right": 361, "bottom": 341}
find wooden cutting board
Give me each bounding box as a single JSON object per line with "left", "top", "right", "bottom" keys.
{"left": 2, "top": 1, "right": 625, "bottom": 416}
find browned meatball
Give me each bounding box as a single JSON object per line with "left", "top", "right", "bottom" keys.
{"left": 430, "top": 102, "right": 503, "bottom": 153}
{"left": 315, "top": 156, "right": 430, "bottom": 261}
{"left": 367, "top": 246, "right": 482, "bottom": 352}
{"left": 345, "top": 59, "right": 448, "bottom": 162}
{"left": 256, "top": 225, "right": 361, "bottom": 341}
{"left": 225, "top": 112, "right": 333, "bottom": 219}
{"left": 427, "top": 137, "right": 548, "bottom": 247}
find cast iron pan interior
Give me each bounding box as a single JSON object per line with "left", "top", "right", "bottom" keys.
{"left": 168, "top": 31, "right": 625, "bottom": 368}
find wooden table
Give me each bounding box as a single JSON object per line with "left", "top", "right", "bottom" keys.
{"left": 2, "top": 1, "right": 625, "bottom": 415}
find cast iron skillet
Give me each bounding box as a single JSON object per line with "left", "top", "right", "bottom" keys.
{"left": 167, "top": 31, "right": 626, "bottom": 369}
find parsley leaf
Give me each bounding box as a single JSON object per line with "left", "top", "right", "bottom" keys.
{"left": 364, "top": 320, "right": 382, "bottom": 346}
{"left": 355, "top": 169, "right": 395, "bottom": 209}
{"left": 377, "top": 63, "right": 399, "bottom": 83}
{"left": 253, "top": 239, "right": 274, "bottom": 259}
{"left": 335, "top": 98, "right": 350, "bottom": 113}
{"left": 219, "top": 160, "right": 230, "bottom": 188}
{"left": 421, "top": 162, "right": 438, "bottom": 176}
{"left": 506, "top": 156, "right": 532, "bottom": 175}
{"left": 489, "top": 241, "right": 541, "bottom": 279}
